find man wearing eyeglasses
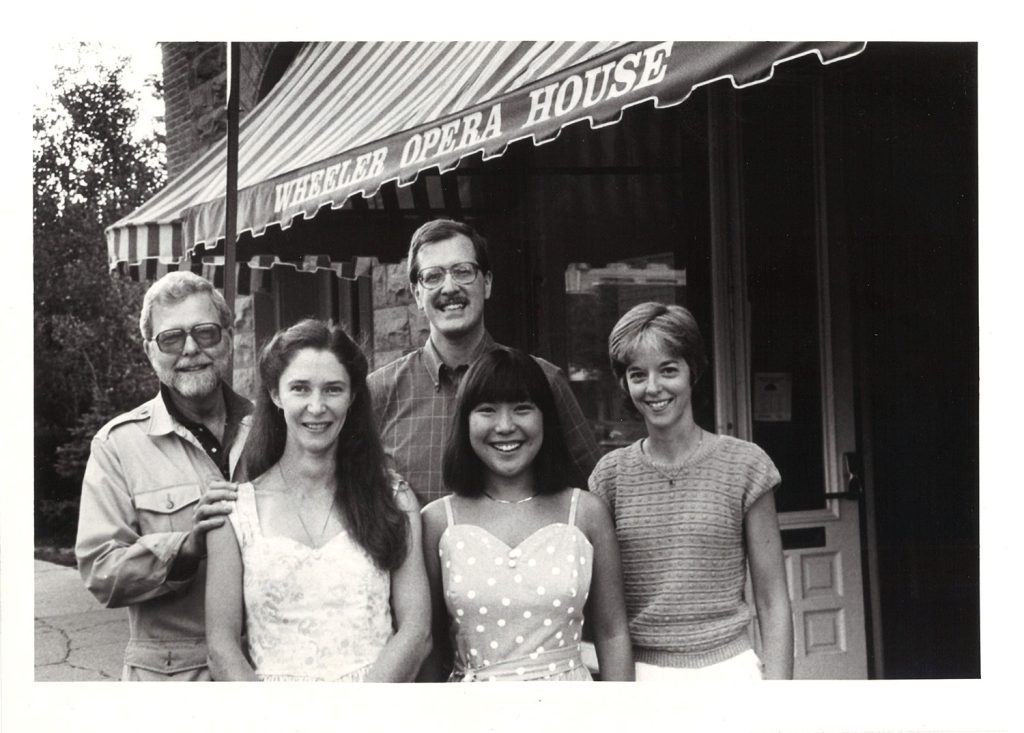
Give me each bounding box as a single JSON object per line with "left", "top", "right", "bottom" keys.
{"left": 368, "top": 219, "right": 600, "bottom": 505}
{"left": 75, "top": 271, "right": 252, "bottom": 681}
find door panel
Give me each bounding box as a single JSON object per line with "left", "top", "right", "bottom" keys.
{"left": 786, "top": 508, "right": 868, "bottom": 678}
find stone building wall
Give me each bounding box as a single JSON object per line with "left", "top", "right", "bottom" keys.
{"left": 231, "top": 295, "right": 257, "bottom": 402}
{"left": 370, "top": 260, "right": 430, "bottom": 369}
{"left": 160, "top": 42, "right": 276, "bottom": 180}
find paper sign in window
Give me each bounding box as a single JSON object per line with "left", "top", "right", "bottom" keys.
{"left": 753, "top": 372, "right": 792, "bottom": 422}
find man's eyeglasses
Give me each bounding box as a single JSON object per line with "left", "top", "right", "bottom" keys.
{"left": 416, "top": 262, "right": 482, "bottom": 290}
{"left": 151, "top": 323, "right": 224, "bottom": 355}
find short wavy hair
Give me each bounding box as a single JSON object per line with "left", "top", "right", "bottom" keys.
{"left": 406, "top": 218, "right": 491, "bottom": 285}
{"left": 139, "top": 271, "right": 231, "bottom": 341}
{"left": 607, "top": 302, "right": 709, "bottom": 388}
{"left": 442, "top": 347, "right": 569, "bottom": 497}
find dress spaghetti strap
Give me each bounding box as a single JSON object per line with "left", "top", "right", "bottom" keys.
{"left": 567, "top": 488, "right": 581, "bottom": 527}
{"left": 442, "top": 495, "right": 456, "bottom": 528}
{"left": 229, "top": 482, "right": 258, "bottom": 547}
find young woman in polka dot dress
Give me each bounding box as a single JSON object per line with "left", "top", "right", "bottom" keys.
{"left": 419, "top": 347, "right": 634, "bottom": 682}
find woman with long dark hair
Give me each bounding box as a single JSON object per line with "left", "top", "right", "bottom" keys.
{"left": 205, "top": 319, "right": 430, "bottom": 681}
{"left": 419, "top": 347, "right": 632, "bottom": 682}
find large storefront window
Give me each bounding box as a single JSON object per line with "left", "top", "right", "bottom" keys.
{"left": 514, "top": 99, "right": 714, "bottom": 455}
{"left": 565, "top": 255, "right": 689, "bottom": 450}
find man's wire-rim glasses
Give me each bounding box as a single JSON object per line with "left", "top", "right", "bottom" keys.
{"left": 416, "top": 262, "right": 482, "bottom": 290}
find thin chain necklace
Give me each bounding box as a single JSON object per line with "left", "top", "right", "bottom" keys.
{"left": 277, "top": 464, "right": 335, "bottom": 546}
{"left": 643, "top": 429, "right": 705, "bottom": 487}
{"left": 482, "top": 490, "right": 537, "bottom": 505}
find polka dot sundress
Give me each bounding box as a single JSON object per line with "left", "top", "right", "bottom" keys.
{"left": 439, "top": 488, "right": 593, "bottom": 681}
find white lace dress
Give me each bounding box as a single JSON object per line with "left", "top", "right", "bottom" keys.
{"left": 228, "top": 482, "right": 393, "bottom": 681}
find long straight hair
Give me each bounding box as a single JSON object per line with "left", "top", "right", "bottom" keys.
{"left": 442, "top": 347, "right": 570, "bottom": 497}
{"left": 243, "top": 319, "right": 407, "bottom": 570}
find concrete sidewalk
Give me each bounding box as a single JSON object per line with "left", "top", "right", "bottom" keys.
{"left": 34, "top": 560, "right": 127, "bottom": 681}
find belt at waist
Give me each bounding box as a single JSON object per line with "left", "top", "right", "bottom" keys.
{"left": 124, "top": 637, "right": 208, "bottom": 674}
{"left": 451, "top": 644, "right": 584, "bottom": 682}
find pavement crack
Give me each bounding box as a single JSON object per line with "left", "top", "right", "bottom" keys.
{"left": 65, "top": 660, "right": 118, "bottom": 680}
{"left": 73, "top": 617, "right": 127, "bottom": 633}
{"left": 35, "top": 617, "right": 71, "bottom": 664}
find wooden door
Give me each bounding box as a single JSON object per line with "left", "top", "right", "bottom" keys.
{"left": 709, "top": 76, "right": 870, "bottom": 679}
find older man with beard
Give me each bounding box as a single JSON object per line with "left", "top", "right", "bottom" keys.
{"left": 368, "top": 219, "right": 600, "bottom": 505}
{"left": 75, "top": 271, "right": 252, "bottom": 681}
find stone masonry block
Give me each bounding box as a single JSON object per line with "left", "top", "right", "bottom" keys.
{"left": 193, "top": 44, "right": 224, "bottom": 83}
{"left": 232, "top": 295, "right": 254, "bottom": 370}
{"left": 234, "top": 366, "right": 258, "bottom": 403}
{"left": 409, "top": 304, "right": 430, "bottom": 347}
{"left": 371, "top": 261, "right": 415, "bottom": 309}
{"left": 385, "top": 261, "right": 413, "bottom": 303}
{"left": 387, "top": 261, "right": 415, "bottom": 306}
{"left": 373, "top": 305, "right": 411, "bottom": 353}
{"left": 371, "top": 263, "right": 389, "bottom": 309}
{"left": 188, "top": 84, "right": 210, "bottom": 109}
{"left": 373, "top": 350, "right": 405, "bottom": 372}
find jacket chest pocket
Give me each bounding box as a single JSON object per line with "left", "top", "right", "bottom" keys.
{"left": 134, "top": 483, "right": 202, "bottom": 534}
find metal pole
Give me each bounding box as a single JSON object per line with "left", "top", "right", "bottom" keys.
{"left": 224, "top": 41, "right": 240, "bottom": 385}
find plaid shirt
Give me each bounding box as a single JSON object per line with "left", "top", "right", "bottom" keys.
{"left": 367, "top": 333, "right": 601, "bottom": 505}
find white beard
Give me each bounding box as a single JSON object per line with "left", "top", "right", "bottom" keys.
{"left": 170, "top": 367, "right": 221, "bottom": 399}
{"left": 155, "top": 359, "right": 225, "bottom": 400}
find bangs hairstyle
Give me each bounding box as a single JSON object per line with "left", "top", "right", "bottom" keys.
{"left": 608, "top": 302, "right": 709, "bottom": 388}
{"left": 442, "top": 347, "right": 570, "bottom": 496}
{"left": 243, "top": 319, "right": 407, "bottom": 571}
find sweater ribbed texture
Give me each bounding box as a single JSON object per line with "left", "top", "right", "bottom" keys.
{"left": 589, "top": 434, "right": 780, "bottom": 668}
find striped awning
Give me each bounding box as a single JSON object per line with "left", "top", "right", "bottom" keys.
{"left": 106, "top": 41, "right": 866, "bottom": 272}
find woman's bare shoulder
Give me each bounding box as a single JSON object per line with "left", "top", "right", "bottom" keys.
{"left": 573, "top": 489, "right": 614, "bottom": 533}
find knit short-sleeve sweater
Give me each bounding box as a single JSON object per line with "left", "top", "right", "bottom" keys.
{"left": 588, "top": 433, "right": 781, "bottom": 668}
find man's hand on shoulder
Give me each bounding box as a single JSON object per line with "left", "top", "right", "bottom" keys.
{"left": 169, "top": 481, "right": 239, "bottom": 579}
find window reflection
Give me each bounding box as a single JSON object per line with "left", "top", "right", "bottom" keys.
{"left": 565, "top": 255, "right": 688, "bottom": 451}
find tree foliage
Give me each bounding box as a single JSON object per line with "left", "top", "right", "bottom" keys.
{"left": 34, "top": 46, "right": 167, "bottom": 542}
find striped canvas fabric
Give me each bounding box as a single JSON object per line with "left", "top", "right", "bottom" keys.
{"left": 106, "top": 41, "right": 866, "bottom": 273}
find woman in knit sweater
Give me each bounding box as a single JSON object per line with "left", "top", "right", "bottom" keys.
{"left": 589, "top": 302, "right": 793, "bottom": 680}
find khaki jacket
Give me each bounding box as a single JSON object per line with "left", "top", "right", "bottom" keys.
{"left": 75, "top": 388, "right": 252, "bottom": 676}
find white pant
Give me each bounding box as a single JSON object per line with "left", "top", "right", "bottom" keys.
{"left": 635, "top": 649, "right": 764, "bottom": 681}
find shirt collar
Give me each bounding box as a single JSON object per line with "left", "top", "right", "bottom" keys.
{"left": 151, "top": 382, "right": 253, "bottom": 436}
{"left": 422, "top": 332, "right": 496, "bottom": 388}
